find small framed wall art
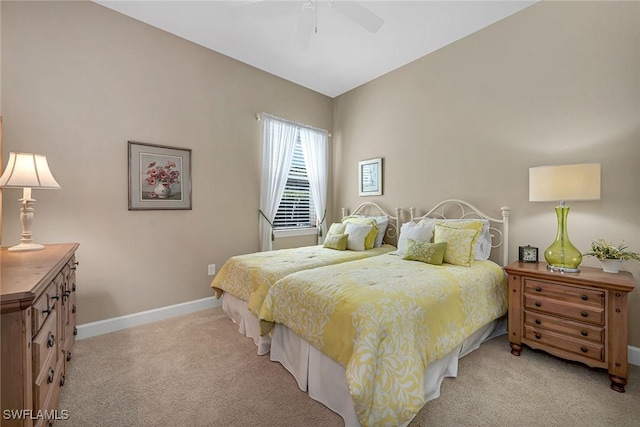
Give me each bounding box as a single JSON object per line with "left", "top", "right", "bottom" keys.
{"left": 358, "top": 158, "right": 383, "bottom": 197}
{"left": 128, "top": 141, "right": 192, "bottom": 210}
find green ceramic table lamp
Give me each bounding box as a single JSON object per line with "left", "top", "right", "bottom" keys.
{"left": 529, "top": 163, "right": 601, "bottom": 272}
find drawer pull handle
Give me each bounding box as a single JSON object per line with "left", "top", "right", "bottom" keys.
{"left": 60, "top": 374, "right": 66, "bottom": 387}
{"left": 72, "top": 284, "right": 76, "bottom": 292}
{"left": 47, "top": 368, "right": 55, "bottom": 384}
{"left": 63, "top": 290, "right": 71, "bottom": 297}
{"left": 535, "top": 333, "right": 541, "bottom": 340}
{"left": 535, "top": 319, "right": 541, "bottom": 325}
{"left": 67, "top": 351, "right": 72, "bottom": 362}
{"left": 74, "top": 326, "right": 78, "bottom": 336}
{"left": 581, "top": 330, "right": 589, "bottom": 337}
{"left": 535, "top": 287, "right": 542, "bottom": 292}
{"left": 47, "top": 333, "right": 55, "bottom": 348}
{"left": 51, "top": 294, "right": 60, "bottom": 301}
{"left": 535, "top": 301, "right": 541, "bottom": 307}
{"left": 581, "top": 311, "right": 588, "bottom": 318}
{"left": 581, "top": 294, "right": 588, "bottom": 301}
{"left": 72, "top": 304, "right": 77, "bottom": 314}
{"left": 42, "top": 307, "right": 52, "bottom": 315}
{"left": 581, "top": 347, "right": 588, "bottom": 353}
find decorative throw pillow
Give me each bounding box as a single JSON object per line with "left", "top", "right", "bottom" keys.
{"left": 342, "top": 217, "right": 378, "bottom": 250}
{"left": 323, "top": 233, "right": 348, "bottom": 251}
{"left": 433, "top": 224, "right": 479, "bottom": 267}
{"left": 344, "top": 222, "right": 373, "bottom": 251}
{"left": 403, "top": 240, "right": 447, "bottom": 265}
{"left": 422, "top": 219, "right": 490, "bottom": 260}
{"left": 396, "top": 221, "right": 435, "bottom": 257}
{"left": 327, "top": 222, "right": 347, "bottom": 236}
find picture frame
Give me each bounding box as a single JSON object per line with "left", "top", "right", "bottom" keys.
{"left": 358, "top": 158, "right": 383, "bottom": 197}
{"left": 128, "top": 141, "right": 192, "bottom": 210}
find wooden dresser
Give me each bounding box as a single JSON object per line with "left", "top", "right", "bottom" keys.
{"left": 505, "top": 261, "right": 635, "bottom": 392}
{"left": 1, "top": 243, "right": 79, "bottom": 426}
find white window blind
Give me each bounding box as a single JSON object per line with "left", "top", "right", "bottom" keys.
{"left": 273, "top": 135, "right": 315, "bottom": 229}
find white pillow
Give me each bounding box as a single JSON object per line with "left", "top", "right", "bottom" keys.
{"left": 344, "top": 222, "right": 373, "bottom": 251}
{"left": 396, "top": 221, "right": 435, "bottom": 257}
{"left": 372, "top": 216, "right": 389, "bottom": 247}
{"left": 419, "top": 218, "right": 491, "bottom": 260}
{"left": 344, "top": 214, "right": 389, "bottom": 247}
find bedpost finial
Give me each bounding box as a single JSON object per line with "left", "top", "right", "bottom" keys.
{"left": 501, "top": 206, "right": 511, "bottom": 218}
{"left": 410, "top": 207, "right": 416, "bottom": 221}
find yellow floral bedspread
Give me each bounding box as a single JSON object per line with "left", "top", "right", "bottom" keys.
{"left": 210, "top": 244, "right": 395, "bottom": 307}
{"left": 259, "top": 255, "right": 507, "bottom": 427}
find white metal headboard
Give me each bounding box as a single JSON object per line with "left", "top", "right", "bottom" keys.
{"left": 410, "top": 199, "right": 511, "bottom": 267}
{"left": 341, "top": 202, "right": 401, "bottom": 246}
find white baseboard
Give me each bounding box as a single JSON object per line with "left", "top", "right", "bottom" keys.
{"left": 75, "top": 299, "right": 640, "bottom": 367}
{"left": 629, "top": 345, "right": 640, "bottom": 367}
{"left": 76, "top": 296, "right": 221, "bottom": 340}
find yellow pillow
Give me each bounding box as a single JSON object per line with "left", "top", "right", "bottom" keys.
{"left": 327, "top": 222, "right": 347, "bottom": 236}
{"left": 323, "top": 233, "right": 348, "bottom": 251}
{"left": 433, "top": 224, "right": 479, "bottom": 267}
{"left": 342, "top": 217, "right": 378, "bottom": 250}
{"left": 432, "top": 219, "right": 484, "bottom": 260}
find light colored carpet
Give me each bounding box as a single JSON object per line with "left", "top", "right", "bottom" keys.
{"left": 58, "top": 307, "right": 640, "bottom": 427}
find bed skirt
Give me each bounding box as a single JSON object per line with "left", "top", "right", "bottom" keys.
{"left": 270, "top": 317, "right": 507, "bottom": 427}
{"left": 222, "top": 292, "right": 506, "bottom": 426}
{"left": 221, "top": 293, "right": 271, "bottom": 355}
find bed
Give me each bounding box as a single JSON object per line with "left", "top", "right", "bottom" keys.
{"left": 210, "top": 202, "right": 400, "bottom": 354}
{"left": 258, "top": 199, "right": 511, "bottom": 426}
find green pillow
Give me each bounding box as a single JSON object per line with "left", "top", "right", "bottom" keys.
{"left": 403, "top": 239, "right": 447, "bottom": 265}
{"left": 323, "top": 233, "right": 348, "bottom": 251}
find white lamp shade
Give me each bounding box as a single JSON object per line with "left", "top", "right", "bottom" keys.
{"left": 529, "top": 163, "right": 600, "bottom": 202}
{"left": 0, "top": 152, "right": 61, "bottom": 189}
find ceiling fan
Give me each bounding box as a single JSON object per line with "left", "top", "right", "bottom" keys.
{"left": 232, "top": 1, "right": 384, "bottom": 50}
{"left": 295, "top": 0, "right": 384, "bottom": 49}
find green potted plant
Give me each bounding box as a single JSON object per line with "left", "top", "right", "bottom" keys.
{"left": 583, "top": 239, "right": 640, "bottom": 273}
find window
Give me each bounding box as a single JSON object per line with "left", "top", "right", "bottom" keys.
{"left": 273, "top": 135, "right": 315, "bottom": 229}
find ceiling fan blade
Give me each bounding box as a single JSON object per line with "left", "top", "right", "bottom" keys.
{"left": 294, "top": 3, "right": 315, "bottom": 50}
{"left": 331, "top": 1, "right": 384, "bottom": 33}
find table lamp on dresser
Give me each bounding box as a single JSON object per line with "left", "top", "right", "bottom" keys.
{"left": 529, "top": 163, "right": 601, "bottom": 272}
{"left": 0, "top": 152, "right": 61, "bottom": 251}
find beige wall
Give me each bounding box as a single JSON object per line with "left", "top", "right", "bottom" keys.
{"left": 1, "top": 1, "right": 333, "bottom": 323}
{"left": 333, "top": 1, "right": 640, "bottom": 346}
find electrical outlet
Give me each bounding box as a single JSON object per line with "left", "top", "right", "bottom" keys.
{"left": 208, "top": 264, "right": 216, "bottom": 276}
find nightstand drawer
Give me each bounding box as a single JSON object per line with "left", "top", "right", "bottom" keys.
{"left": 524, "top": 294, "right": 604, "bottom": 325}
{"left": 524, "top": 325, "right": 604, "bottom": 362}
{"left": 524, "top": 279, "right": 604, "bottom": 307}
{"left": 524, "top": 310, "right": 604, "bottom": 344}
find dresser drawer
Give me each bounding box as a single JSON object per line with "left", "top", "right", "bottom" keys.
{"left": 33, "top": 309, "right": 58, "bottom": 377}
{"left": 32, "top": 275, "right": 63, "bottom": 337}
{"left": 33, "top": 347, "right": 59, "bottom": 412}
{"left": 523, "top": 293, "right": 604, "bottom": 325}
{"left": 524, "top": 325, "right": 604, "bottom": 362}
{"left": 524, "top": 279, "right": 604, "bottom": 307}
{"left": 524, "top": 310, "right": 604, "bottom": 344}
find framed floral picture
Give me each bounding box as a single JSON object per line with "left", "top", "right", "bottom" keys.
{"left": 358, "top": 158, "right": 383, "bottom": 196}
{"left": 128, "top": 141, "right": 192, "bottom": 210}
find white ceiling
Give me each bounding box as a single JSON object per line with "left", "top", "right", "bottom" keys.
{"left": 95, "top": 1, "right": 536, "bottom": 98}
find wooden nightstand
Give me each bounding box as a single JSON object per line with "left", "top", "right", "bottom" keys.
{"left": 505, "top": 261, "right": 635, "bottom": 392}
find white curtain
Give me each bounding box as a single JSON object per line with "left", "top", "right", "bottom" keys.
{"left": 300, "top": 128, "right": 329, "bottom": 244}
{"left": 259, "top": 116, "right": 298, "bottom": 251}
